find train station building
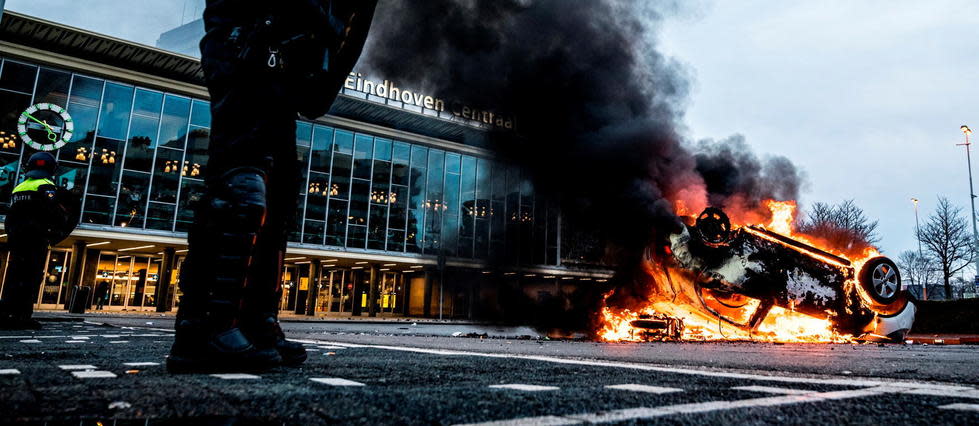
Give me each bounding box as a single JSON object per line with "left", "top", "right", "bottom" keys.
{"left": 0, "top": 11, "right": 611, "bottom": 318}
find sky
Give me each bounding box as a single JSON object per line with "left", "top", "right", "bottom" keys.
{"left": 5, "top": 0, "right": 979, "bottom": 270}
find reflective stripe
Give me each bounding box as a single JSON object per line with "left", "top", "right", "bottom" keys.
{"left": 12, "top": 178, "right": 55, "bottom": 194}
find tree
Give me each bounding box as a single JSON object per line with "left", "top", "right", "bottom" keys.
{"left": 897, "top": 250, "right": 937, "bottom": 299}
{"left": 917, "top": 197, "right": 975, "bottom": 300}
{"left": 798, "top": 200, "right": 880, "bottom": 251}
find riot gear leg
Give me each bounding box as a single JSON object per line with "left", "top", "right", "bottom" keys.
{"left": 240, "top": 145, "right": 307, "bottom": 366}
{"left": 0, "top": 226, "right": 47, "bottom": 330}
{"left": 167, "top": 168, "right": 282, "bottom": 373}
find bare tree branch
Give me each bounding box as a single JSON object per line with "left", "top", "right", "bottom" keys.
{"left": 917, "top": 197, "right": 975, "bottom": 299}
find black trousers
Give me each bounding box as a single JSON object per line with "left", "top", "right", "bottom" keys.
{"left": 1, "top": 219, "right": 48, "bottom": 318}
{"left": 176, "top": 33, "right": 299, "bottom": 322}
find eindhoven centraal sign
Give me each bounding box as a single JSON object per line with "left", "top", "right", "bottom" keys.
{"left": 344, "top": 73, "right": 513, "bottom": 129}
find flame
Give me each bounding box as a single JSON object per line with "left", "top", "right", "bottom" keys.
{"left": 599, "top": 199, "right": 881, "bottom": 344}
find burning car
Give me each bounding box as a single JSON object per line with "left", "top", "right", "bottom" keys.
{"left": 650, "top": 206, "right": 915, "bottom": 341}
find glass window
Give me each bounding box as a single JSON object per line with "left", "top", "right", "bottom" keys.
{"left": 349, "top": 178, "right": 370, "bottom": 227}
{"left": 347, "top": 225, "right": 367, "bottom": 249}
{"left": 146, "top": 202, "right": 176, "bottom": 231}
{"left": 367, "top": 204, "right": 387, "bottom": 250}
{"left": 176, "top": 178, "right": 205, "bottom": 232}
{"left": 330, "top": 147, "right": 352, "bottom": 201}
{"left": 96, "top": 83, "right": 134, "bottom": 140}
{"left": 391, "top": 142, "right": 410, "bottom": 186}
{"left": 33, "top": 68, "right": 71, "bottom": 106}
{"left": 0, "top": 153, "right": 20, "bottom": 210}
{"left": 386, "top": 229, "right": 405, "bottom": 252}
{"left": 124, "top": 115, "right": 159, "bottom": 172}
{"left": 424, "top": 150, "right": 445, "bottom": 255}
{"left": 303, "top": 220, "right": 325, "bottom": 245}
{"left": 406, "top": 145, "right": 428, "bottom": 253}
{"left": 82, "top": 195, "right": 114, "bottom": 225}
{"left": 184, "top": 126, "right": 209, "bottom": 177}
{"left": 61, "top": 102, "right": 98, "bottom": 163}
{"left": 132, "top": 89, "right": 163, "bottom": 117}
{"left": 475, "top": 158, "right": 492, "bottom": 258}
{"left": 86, "top": 137, "right": 124, "bottom": 196}
{"left": 325, "top": 200, "right": 348, "bottom": 246}
{"left": 333, "top": 129, "right": 353, "bottom": 153}
{"left": 0, "top": 89, "right": 31, "bottom": 156}
{"left": 305, "top": 172, "right": 329, "bottom": 221}
{"left": 53, "top": 160, "right": 88, "bottom": 192}
{"left": 459, "top": 156, "right": 477, "bottom": 258}
{"left": 310, "top": 125, "right": 333, "bottom": 172}
{"left": 0, "top": 60, "right": 37, "bottom": 93}
{"left": 115, "top": 171, "right": 150, "bottom": 228}
{"left": 159, "top": 95, "right": 190, "bottom": 149}
{"left": 150, "top": 148, "right": 183, "bottom": 203}
{"left": 352, "top": 133, "right": 373, "bottom": 179}
{"left": 374, "top": 138, "right": 392, "bottom": 161}
{"left": 296, "top": 122, "right": 312, "bottom": 147}
{"left": 189, "top": 100, "right": 211, "bottom": 128}
{"left": 388, "top": 185, "right": 408, "bottom": 230}
{"left": 68, "top": 75, "right": 103, "bottom": 106}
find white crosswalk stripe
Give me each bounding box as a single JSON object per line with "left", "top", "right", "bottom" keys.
{"left": 938, "top": 403, "right": 979, "bottom": 412}
{"left": 732, "top": 385, "right": 815, "bottom": 395}
{"left": 123, "top": 362, "right": 161, "bottom": 367}
{"left": 72, "top": 371, "right": 116, "bottom": 379}
{"left": 310, "top": 377, "right": 366, "bottom": 386}
{"left": 489, "top": 384, "right": 560, "bottom": 392}
{"left": 59, "top": 365, "right": 97, "bottom": 370}
{"left": 605, "top": 384, "right": 683, "bottom": 394}
{"left": 18, "top": 339, "right": 41, "bottom": 343}
{"left": 0, "top": 369, "right": 21, "bottom": 375}
{"left": 211, "top": 373, "right": 261, "bottom": 380}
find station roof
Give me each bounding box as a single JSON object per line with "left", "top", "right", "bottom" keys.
{"left": 0, "top": 11, "right": 491, "bottom": 146}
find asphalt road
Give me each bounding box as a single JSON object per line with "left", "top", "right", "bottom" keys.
{"left": 0, "top": 314, "right": 977, "bottom": 424}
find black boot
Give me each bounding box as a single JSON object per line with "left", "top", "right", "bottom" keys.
{"left": 167, "top": 169, "right": 282, "bottom": 374}
{"left": 241, "top": 313, "right": 307, "bottom": 366}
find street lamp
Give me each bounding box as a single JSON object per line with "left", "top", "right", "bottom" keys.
{"left": 957, "top": 125, "right": 979, "bottom": 297}
{"left": 911, "top": 197, "right": 926, "bottom": 300}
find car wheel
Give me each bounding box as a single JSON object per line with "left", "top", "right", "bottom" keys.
{"left": 859, "top": 257, "right": 901, "bottom": 305}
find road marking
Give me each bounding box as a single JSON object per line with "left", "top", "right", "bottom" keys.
{"left": 109, "top": 341, "right": 129, "bottom": 344}
{"left": 489, "top": 384, "right": 560, "bottom": 392}
{"left": 72, "top": 371, "right": 116, "bottom": 379}
{"left": 59, "top": 365, "right": 97, "bottom": 370}
{"left": 210, "top": 374, "right": 260, "bottom": 380}
{"left": 317, "top": 346, "right": 346, "bottom": 350}
{"left": 19, "top": 339, "right": 41, "bottom": 343}
{"left": 939, "top": 403, "right": 979, "bottom": 412}
{"left": 101, "top": 335, "right": 121, "bottom": 338}
{"left": 70, "top": 336, "right": 90, "bottom": 340}
{"left": 310, "top": 340, "right": 974, "bottom": 392}
{"left": 310, "top": 378, "right": 366, "bottom": 386}
{"left": 732, "top": 385, "right": 815, "bottom": 395}
{"left": 65, "top": 340, "right": 85, "bottom": 344}
{"left": 901, "top": 388, "right": 979, "bottom": 400}
{"left": 0, "top": 369, "right": 21, "bottom": 375}
{"left": 123, "top": 362, "right": 160, "bottom": 366}
{"left": 460, "top": 386, "right": 900, "bottom": 425}
{"left": 605, "top": 384, "right": 683, "bottom": 394}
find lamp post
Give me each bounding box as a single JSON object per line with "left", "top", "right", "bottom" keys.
{"left": 911, "top": 197, "right": 926, "bottom": 300}
{"left": 958, "top": 125, "right": 979, "bottom": 298}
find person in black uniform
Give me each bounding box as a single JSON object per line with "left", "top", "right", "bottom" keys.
{"left": 167, "top": 0, "right": 377, "bottom": 373}
{"left": 0, "top": 152, "right": 74, "bottom": 329}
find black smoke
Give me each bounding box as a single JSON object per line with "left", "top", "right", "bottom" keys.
{"left": 360, "top": 0, "right": 805, "bottom": 329}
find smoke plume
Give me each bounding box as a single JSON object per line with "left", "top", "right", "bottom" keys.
{"left": 361, "top": 0, "right": 805, "bottom": 326}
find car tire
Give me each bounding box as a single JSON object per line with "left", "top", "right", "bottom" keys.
{"left": 859, "top": 257, "right": 902, "bottom": 305}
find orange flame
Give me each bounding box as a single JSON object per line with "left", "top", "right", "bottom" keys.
{"left": 599, "top": 199, "right": 881, "bottom": 343}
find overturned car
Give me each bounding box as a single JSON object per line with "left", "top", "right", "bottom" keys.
{"left": 647, "top": 207, "right": 915, "bottom": 341}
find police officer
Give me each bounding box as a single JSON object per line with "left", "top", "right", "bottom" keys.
{"left": 0, "top": 152, "right": 69, "bottom": 329}
{"left": 167, "top": 1, "right": 377, "bottom": 373}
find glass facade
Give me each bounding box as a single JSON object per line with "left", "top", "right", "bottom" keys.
{"left": 0, "top": 57, "right": 561, "bottom": 266}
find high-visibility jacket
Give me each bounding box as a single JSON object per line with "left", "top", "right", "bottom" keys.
{"left": 6, "top": 177, "right": 72, "bottom": 244}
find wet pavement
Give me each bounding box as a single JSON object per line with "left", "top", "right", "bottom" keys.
{"left": 0, "top": 314, "right": 977, "bottom": 424}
